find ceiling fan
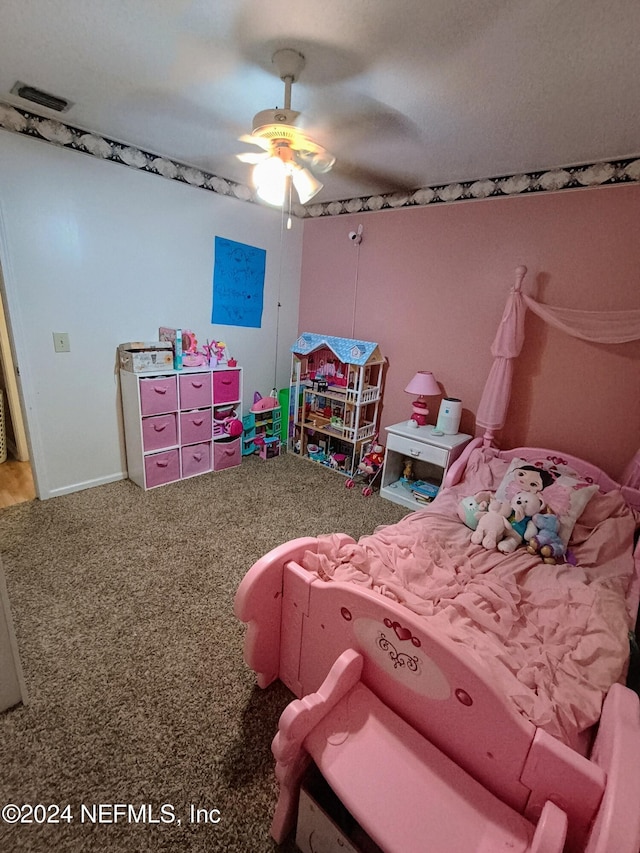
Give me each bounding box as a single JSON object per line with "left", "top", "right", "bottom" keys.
{"left": 237, "top": 48, "right": 335, "bottom": 206}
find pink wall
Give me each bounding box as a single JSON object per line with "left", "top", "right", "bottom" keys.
{"left": 299, "top": 185, "right": 640, "bottom": 480}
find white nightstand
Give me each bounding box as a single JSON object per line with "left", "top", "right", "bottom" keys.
{"left": 380, "top": 421, "right": 472, "bottom": 510}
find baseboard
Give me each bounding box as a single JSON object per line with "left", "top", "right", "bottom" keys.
{"left": 5, "top": 436, "right": 27, "bottom": 462}
{"left": 43, "top": 472, "right": 127, "bottom": 500}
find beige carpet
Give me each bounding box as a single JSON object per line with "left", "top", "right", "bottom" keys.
{"left": 0, "top": 453, "right": 407, "bottom": 852}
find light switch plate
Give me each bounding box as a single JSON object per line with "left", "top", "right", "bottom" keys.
{"left": 53, "top": 332, "right": 70, "bottom": 353}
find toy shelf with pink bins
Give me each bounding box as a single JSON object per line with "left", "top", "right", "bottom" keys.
{"left": 120, "top": 365, "right": 243, "bottom": 490}
{"left": 288, "top": 334, "right": 386, "bottom": 477}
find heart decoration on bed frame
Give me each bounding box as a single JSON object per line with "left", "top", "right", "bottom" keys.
{"left": 383, "top": 617, "right": 421, "bottom": 647}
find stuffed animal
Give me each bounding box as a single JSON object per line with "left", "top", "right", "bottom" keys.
{"left": 498, "top": 491, "right": 546, "bottom": 553}
{"left": 458, "top": 491, "right": 492, "bottom": 530}
{"left": 358, "top": 443, "right": 385, "bottom": 475}
{"left": 527, "top": 513, "right": 565, "bottom": 564}
{"left": 470, "top": 499, "right": 513, "bottom": 550}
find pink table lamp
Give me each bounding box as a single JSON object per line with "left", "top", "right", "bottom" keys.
{"left": 404, "top": 371, "right": 440, "bottom": 426}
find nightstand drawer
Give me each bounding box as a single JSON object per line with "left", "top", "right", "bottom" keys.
{"left": 386, "top": 433, "right": 448, "bottom": 468}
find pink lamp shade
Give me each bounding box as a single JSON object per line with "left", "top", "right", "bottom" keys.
{"left": 404, "top": 371, "right": 440, "bottom": 425}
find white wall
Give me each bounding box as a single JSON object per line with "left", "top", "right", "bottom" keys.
{"left": 0, "top": 129, "right": 302, "bottom": 498}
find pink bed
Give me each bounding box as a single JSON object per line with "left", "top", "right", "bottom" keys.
{"left": 234, "top": 441, "right": 640, "bottom": 852}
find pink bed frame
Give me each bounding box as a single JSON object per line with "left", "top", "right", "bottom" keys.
{"left": 234, "top": 441, "right": 640, "bottom": 852}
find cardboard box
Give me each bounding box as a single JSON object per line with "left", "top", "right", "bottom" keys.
{"left": 118, "top": 342, "right": 173, "bottom": 373}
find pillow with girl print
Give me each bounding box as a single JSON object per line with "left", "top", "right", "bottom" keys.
{"left": 495, "top": 457, "right": 598, "bottom": 548}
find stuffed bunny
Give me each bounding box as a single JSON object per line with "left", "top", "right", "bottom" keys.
{"left": 458, "top": 491, "right": 492, "bottom": 530}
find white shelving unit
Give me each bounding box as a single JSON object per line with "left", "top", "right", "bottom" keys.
{"left": 120, "top": 365, "right": 243, "bottom": 489}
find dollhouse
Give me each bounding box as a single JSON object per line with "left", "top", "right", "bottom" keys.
{"left": 242, "top": 400, "right": 281, "bottom": 458}
{"left": 288, "top": 333, "right": 386, "bottom": 476}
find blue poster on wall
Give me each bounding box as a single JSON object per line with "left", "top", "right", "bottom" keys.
{"left": 212, "top": 237, "right": 266, "bottom": 328}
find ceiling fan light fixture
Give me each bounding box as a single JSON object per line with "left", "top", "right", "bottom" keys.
{"left": 291, "top": 164, "right": 322, "bottom": 204}
{"left": 253, "top": 156, "right": 288, "bottom": 207}
{"left": 253, "top": 151, "right": 323, "bottom": 206}
{"left": 238, "top": 48, "right": 333, "bottom": 208}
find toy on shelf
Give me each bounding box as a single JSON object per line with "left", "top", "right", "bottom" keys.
{"left": 214, "top": 405, "right": 239, "bottom": 437}
{"left": 395, "top": 457, "right": 440, "bottom": 504}
{"left": 329, "top": 452, "right": 347, "bottom": 471}
{"left": 307, "top": 443, "right": 325, "bottom": 463}
{"left": 182, "top": 329, "right": 197, "bottom": 353}
{"left": 223, "top": 417, "right": 243, "bottom": 438}
{"left": 159, "top": 329, "right": 231, "bottom": 369}
{"left": 158, "top": 326, "right": 184, "bottom": 370}
{"left": 405, "top": 479, "right": 440, "bottom": 504}
{"left": 203, "top": 339, "right": 229, "bottom": 368}
{"left": 181, "top": 330, "right": 208, "bottom": 367}
{"left": 346, "top": 437, "right": 385, "bottom": 496}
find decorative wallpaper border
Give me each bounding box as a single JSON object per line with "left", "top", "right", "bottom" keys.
{"left": 2, "top": 100, "right": 639, "bottom": 218}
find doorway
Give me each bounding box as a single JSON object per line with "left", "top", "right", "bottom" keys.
{"left": 0, "top": 266, "right": 35, "bottom": 508}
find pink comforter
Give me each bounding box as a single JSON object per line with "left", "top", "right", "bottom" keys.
{"left": 303, "top": 449, "right": 637, "bottom": 747}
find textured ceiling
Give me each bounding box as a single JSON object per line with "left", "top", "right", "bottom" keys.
{"left": 1, "top": 0, "right": 639, "bottom": 204}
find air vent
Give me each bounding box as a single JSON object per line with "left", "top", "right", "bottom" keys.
{"left": 10, "top": 81, "right": 72, "bottom": 113}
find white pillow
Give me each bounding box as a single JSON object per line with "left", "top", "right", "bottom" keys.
{"left": 495, "top": 457, "right": 598, "bottom": 547}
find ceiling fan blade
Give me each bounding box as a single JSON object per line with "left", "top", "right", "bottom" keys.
{"left": 331, "top": 157, "right": 417, "bottom": 195}
{"left": 236, "top": 151, "right": 269, "bottom": 165}
{"left": 297, "top": 147, "right": 335, "bottom": 175}
{"left": 300, "top": 90, "right": 423, "bottom": 150}
{"left": 238, "top": 133, "right": 272, "bottom": 151}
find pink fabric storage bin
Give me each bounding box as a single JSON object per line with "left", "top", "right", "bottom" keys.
{"left": 180, "top": 409, "right": 212, "bottom": 445}
{"left": 181, "top": 442, "right": 212, "bottom": 478}
{"left": 179, "top": 373, "right": 212, "bottom": 410}
{"left": 213, "top": 437, "right": 241, "bottom": 470}
{"left": 141, "top": 413, "right": 178, "bottom": 452}
{"left": 144, "top": 448, "right": 179, "bottom": 488}
{"left": 139, "top": 376, "right": 178, "bottom": 416}
{"left": 213, "top": 370, "right": 240, "bottom": 404}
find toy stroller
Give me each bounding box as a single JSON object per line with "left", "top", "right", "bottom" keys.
{"left": 345, "top": 436, "right": 385, "bottom": 497}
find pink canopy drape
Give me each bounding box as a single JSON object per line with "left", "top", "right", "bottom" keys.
{"left": 476, "top": 265, "right": 640, "bottom": 482}
{"left": 475, "top": 265, "right": 527, "bottom": 443}
{"left": 522, "top": 296, "right": 640, "bottom": 344}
